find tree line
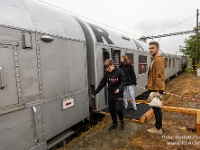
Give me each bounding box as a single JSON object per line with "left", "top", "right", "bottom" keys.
{"left": 180, "top": 23, "right": 200, "bottom": 68}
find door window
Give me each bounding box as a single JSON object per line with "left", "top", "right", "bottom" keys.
{"left": 112, "top": 50, "right": 120, "bottom": 68}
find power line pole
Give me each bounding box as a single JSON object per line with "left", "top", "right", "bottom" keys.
{"left": 195, "top": 9, "right": 199, "bottom": 65}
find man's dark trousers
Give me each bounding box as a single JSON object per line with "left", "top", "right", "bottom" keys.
{"left": 149, "top": 90, "right": 163, "bottom": 130}
{"left": 108, "top": 95, "right": 124, "bottom": 124}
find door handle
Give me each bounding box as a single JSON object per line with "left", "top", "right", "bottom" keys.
{"left": 32, "top": 107, "right": 39, "bottom": 143}
{"left": 0, "top": 67, "right": 4, "bottom": 89}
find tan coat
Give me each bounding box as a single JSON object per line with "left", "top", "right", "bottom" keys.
{"left": 148, "top": 53, "right": 165, "bottom": 91}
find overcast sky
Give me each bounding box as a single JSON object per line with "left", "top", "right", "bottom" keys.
{"left": 40, "top": 0, "right": 199, "bottom": 54}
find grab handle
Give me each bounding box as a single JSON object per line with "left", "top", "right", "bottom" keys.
{"left": 0, "top": 67, "right": 4, "bottom": 89}
{"left": 32, "top": 107, "right": 39, "bottom": 143}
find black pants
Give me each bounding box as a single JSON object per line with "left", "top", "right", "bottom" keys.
{"left": 149, "top": 90, "right": 163, "bottom": 130}
{"left": 108, "top": 95, "right": 124, "bottom": 124}
{"left": 152, "top": 107, "right": 162, "bottom": 130}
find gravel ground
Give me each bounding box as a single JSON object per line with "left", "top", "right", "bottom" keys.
{"left": 58, "top": 69, "right": 200, "bottom": 150}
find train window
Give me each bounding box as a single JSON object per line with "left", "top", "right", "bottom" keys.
{"left": 169, "top": 59, "right": 171, "bottom": 68}
{"left": 125, "top": 53, "right": 134, "bottom": 67}
{"left": 139, "top": 55, "right": 147, "bottom": 74}
{"left": 103, "top": 51, "right": 110, "bottom": 61}
{"left": 112, "top": 50, "right": 120, "bottom": 68}
{"left": 165, "top": 58, "right": 168, "bottom": 68}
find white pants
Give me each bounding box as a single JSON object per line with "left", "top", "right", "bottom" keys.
{"left": 123, "top": 85, "right": 137, "bottom": 109}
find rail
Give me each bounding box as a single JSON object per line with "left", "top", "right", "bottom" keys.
{"left": 32, "top": 107, "right": 39, "bottom": 143}
{"left": 0, "top": 67, "right": 4, "bottom": 89}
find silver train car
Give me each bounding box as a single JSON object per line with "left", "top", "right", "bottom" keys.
{"left": 0, "top": 0, "right": 88, "bottom": 149}
{"left": 0, "top": 0, "right": 183, "bottom": 150}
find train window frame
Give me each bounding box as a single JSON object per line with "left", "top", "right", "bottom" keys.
{"left": 103, "top": 50, "right": 110, "bottom": 61}
{"left": 165, "top": 58, "right": 168, "bottom": 68}
{"left": 125, "top": 53, "right": 134, "bottom": 68}
{"left": 169, "top": 58, "right": 171, "bottom": 68}
{"left": 172, "top": 58, "right": 175, "bottom": 67}
{"left": 138, "top": 55, "right": 147, "bottom": 74}
{"left": 112, "top": 50, "right": 120, "bottom": 68}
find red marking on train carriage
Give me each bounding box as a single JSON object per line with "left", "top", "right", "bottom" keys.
{"left": 66, "top": 102, "right": 72, "bottom": 106}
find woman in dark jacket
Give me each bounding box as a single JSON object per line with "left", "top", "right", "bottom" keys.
{"left": 119, "top": 55, "right": 137, "bottom": 110}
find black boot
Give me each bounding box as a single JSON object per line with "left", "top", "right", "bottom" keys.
{"left": 108, "top": 123, "right": 118, "bottom": 131}
{"left": 120, "top": 120, "right": 124, "bottom": 130}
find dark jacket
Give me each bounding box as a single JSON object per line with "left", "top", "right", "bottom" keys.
{"left": 94, "top": 68, "right": 126, "bottom": 97}
{"left": 120, "top": 64, "right": 137, "bottom": 86}
{"left": 148, "top": 53, "right": 165, "bottom": 91}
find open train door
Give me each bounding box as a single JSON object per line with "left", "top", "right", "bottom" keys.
{"left": 100, "top": 49, "right": 120, "bottom": 110}
{"left": 103, "top": 49, "right": 110, "bottom": 107}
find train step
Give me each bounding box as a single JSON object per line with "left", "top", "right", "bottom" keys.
{"left": 101, "top": 102, "right": 154, "bottom": 123}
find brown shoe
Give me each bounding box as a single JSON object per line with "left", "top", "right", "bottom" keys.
{"left": 147, "top": 127, "right": 163, "bottom": 135}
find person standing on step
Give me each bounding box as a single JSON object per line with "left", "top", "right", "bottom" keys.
{"left": 147, "top": 41, "right": 165, "bottom": 135}
{"left": 92, "top": 59, "right": 126, "bottom": 131}
{"left": 119, "top": 55, "right": 137, "bottom": 110}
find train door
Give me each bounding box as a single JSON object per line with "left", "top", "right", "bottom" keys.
{"left": 0, "top": 33, "right": 43, "bottom": 150}
{"left": 95, "top": 48, "right": 120, "bottom": 111}
{"left": 103, "top": 49, "right": 110, "bottom": 106}
{"left": 0, "top": 43, "right": 22, "bottom": 111}
{"left": 104, "top": 49, "right": 120, "bottom": 104}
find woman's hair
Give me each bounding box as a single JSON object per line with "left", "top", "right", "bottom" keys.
{"left": 104, "top": 59, "right": 113, "bottom": 68}
{"left": 120, "top": 55, "right": 130, "bottom": 67}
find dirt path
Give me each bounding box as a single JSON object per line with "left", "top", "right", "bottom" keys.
{"left": 58, "top": 69, "right": 200, "bottom": 150}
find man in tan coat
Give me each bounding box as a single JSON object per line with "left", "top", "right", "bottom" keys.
{"left": 147, "top": 41, "right": 165, "bottom": 135}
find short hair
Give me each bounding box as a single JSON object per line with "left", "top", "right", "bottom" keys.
{"left": 149, "top": 41, "right": 159, "bottom": 48}
{"left": 104, "top": 59, "right": 113, "bottom": 68}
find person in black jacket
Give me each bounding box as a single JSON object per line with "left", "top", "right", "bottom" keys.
{"left": 119, "top": 55, "right": 137, "bottom": 110}
{"left": 92, "top": 59, "right": 126, "bottom": 131}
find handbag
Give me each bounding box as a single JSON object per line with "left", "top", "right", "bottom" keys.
{"left": 148, "top": 92, "right": 162, "bottom": 108}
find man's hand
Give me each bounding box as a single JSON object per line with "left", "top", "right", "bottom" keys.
{"left": 114, "top": 89, "right": 119, "bottom": 94}
{"left": 92, "top": 95, "right": 95, "bottom": 98}
{"left": 153, "top": 92, "right": 160, "bottom": 97}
